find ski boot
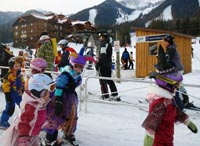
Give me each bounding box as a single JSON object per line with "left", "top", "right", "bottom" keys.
{"left": 40, "top": 138, "right": 62, "bottom": 146}
{"left": 0, "top": 121, "right": 10, "bottom": 130}
{"left": 62, "top": 134, "right": 79, "bottom": 146}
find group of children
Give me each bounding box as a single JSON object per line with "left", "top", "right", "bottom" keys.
{"left": 0, "top": 45, "right": 95, "bottom": 146}
{"left": 0, "top": 33, "right": 199, "bottom": 146}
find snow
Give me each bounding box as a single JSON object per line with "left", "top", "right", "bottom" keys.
{"left": 145, "top": 4, "right": 173, "bottom": 27}
{"left": 116, "top": 0, "right": 164, "bottom": 24}
{"left": 162, "top": 5, "right": 173, "bottom": 20}
{"left": 88, "top": 9, "right": 97, "bottom": 25}
{"left": 0, "top": 38, "right": 200, "bottom": 146}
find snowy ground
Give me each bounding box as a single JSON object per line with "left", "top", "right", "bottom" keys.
{"left": 0, "top": 42, "right": 200, "bottom": 145}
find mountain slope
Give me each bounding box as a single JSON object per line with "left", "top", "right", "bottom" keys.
{"left": 0, "top": 11, "right": 22, "bottom": 25}
{"left": 69, "top": 0, "right": 133, "bottom": 25}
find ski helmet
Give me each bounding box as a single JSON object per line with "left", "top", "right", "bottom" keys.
{"left": 39, "top": 35, "right": 51, "bottom": 43}
{"left": 154, "top": 72, "right": 183, "bottom": 93}
{"left": 30, "top": 58, "right": 47, "bottom": 73}
{"left": 58, "top": 39, "right": 68, "bottom": 48}
{"left": 98, "top": 30, "right": 109, "bottom": 38}
{"left": 28, "top": 74, "right": 56, "bottom": 97}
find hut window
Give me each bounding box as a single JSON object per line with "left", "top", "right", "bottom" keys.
{"left": 149, "top": 43, "right": 158, "bottom": 55}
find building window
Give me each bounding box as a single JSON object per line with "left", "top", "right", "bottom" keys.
{"left": 31, "top": 29, "right": 33, "bottom": 33}
{"left": 31, "top": 37, "right": 33, "bottom": 40}
{"left": 54, "top": 25, "right": 58, "bottom": 29}
{"left": 15, "top": 32, "right": 18, "bottom": 36}
{"left": 60, "top": 26, "right": 62, "bottom": 30}
{"left": 44, "top": 23, "right": 47, "bottom": 27}
{"left": 149, "top": 43, "right": 158, "bottom": 55}
{"left": 31, "top": 23, "right": 33, "bottom": 26}
{"left": 15, "top": 26, "right": 18, "bottom": 29}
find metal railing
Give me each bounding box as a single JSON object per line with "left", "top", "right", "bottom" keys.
{"left": 82, "top": 75, "right": 200, "bottom": 113}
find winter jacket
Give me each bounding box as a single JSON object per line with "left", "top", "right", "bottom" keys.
{"left": 36, "top": 42, "right": 54, "bottom": 71}
{"left": 122, "top": 50, "right": 130, "bottom": 60}
{"left": 58, "top": 48, "right": 70, "bottom": 69}
{"left": 0, "top": 91, "right": 49, "bottom": 146}
{"left": 142, "top": 85, "right": 188, "bottom": 146}
{"left": 44, "top": 66, "right": 81, "bottom": 134}
{"left": 2, "top": 69, "right": 24, "bottom": 95}
{"left": 96, "top": 38, "right": 112, "bottom": 69}
{"left": 165, "top": 44, "right": 184, "bottom": 72}
{"left": 17, "top": 91, "right": 48, "bottom": 136}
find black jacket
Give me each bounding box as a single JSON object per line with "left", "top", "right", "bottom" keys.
{"left": 96, "top": 38, "right": 112, "bottom": 69}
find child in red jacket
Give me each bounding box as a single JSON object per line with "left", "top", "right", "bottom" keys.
{"left": 142, "top": 45, "right": 198, "bottom": 146}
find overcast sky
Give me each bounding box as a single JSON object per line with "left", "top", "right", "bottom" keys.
{"left": 0, "top": 0, "right": 108, "bottom": 15}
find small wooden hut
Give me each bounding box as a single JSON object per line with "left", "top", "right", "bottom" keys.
{"left": 132, "top": 27, "right": 192, "bottom": 78}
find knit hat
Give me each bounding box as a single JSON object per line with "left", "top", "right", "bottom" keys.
{"left": 163, "top": 34, "right": 174, "bottom": 44}
{"left": 66, "top": 47, "right": 96, "bottom": 66}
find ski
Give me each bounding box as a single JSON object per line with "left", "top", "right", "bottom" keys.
{"left": 184, "top": 102, "right": 200, "bottom": 111}
{"left": 60, "top": 139, "right": 79, "bottom": 146}
{"left": 0, "top": 126, "right": 7, "bottom": 130}
{"left": 185, "top": 106, "right": 200, "bottom": 111}
{"left": 40, "top": 137, "right": 63, "bottom": 146}
{"left": 138, "top": 100, "right": 148, "bottom": 104}
{"left": 139, "top": 107, "right": 148, "bottom": 112}
{"left": 59, "top": 137, "right": 79, "bottom": 146}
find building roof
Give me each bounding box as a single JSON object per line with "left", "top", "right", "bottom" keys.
{"left": 132, "top": 27, "right": 193, "bottom": 39}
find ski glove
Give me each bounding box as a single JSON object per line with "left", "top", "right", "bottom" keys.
{"left": 144, "top": 134, "right": 154, "bottom": 146}
{"left": 184, "top": 119, "right": 198, "bottom": 133}
{"left": 5, "top": 92, "right": 12, "bottom": 104}
{"left": 55, "top": 96, "right": 63, "bottom": 116}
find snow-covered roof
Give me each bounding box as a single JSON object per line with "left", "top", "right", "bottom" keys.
{"left": 31, "top": 13, "right": 54, "bottom": 20}
{"left": 71, "top": 20, "right": 88, "bottom": 26}
{"left": 57, "top": 18, "right": 69, "bottom": 24}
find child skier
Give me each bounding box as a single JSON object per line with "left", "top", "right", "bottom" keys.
{"left": 142, "top": 45, "right": 198, "bottom": 146}
{"left": 0, "top": 73, "right": 56, "bottom": 146}
{"left": 24, "top": 58, "right": 48, "bottom": 90}
{"left": 43, "top": 47, "right": 95, "bottom": 146}
{"left": 0, "top": 57, "right": 24, "bottom": 129}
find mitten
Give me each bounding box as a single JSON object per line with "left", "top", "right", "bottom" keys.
{"left": 184, "top": 118, "right": 198, "bottom": 133}
{"left": 144, "top": 134, "right": 154, "bottom": 146}
{"left": 55, "top": 96, "right": 63, "bottom": 116}
{"left": 16, "top": 136, "right": 30, "bottom": 146}
{"left": 5, "top": 92, "right": 12, "bottom": 104}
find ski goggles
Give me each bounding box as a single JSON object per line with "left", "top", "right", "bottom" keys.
{"left": 44, "top": 82, "right": 56, "bottom": 92}
{"left": 156, "top": 75, "right": 178, "bottom": 85}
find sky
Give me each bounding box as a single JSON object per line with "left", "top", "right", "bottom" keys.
{"left": 0, "top": 0, "right": 108, "bottom": 15}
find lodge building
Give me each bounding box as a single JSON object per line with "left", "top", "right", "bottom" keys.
{"left": 12, "top": 13, "right": 96, "bottom": 48}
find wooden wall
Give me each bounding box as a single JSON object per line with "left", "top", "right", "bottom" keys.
{"left": 135, "top": 28, "right": 192, "bottom": 78}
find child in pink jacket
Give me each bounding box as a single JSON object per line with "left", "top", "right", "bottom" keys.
{"left": 0, "top": 73, "right": 56, "bottom": 146}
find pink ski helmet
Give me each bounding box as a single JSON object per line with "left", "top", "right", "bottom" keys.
{"left": 30, "top": 58, "right": 47, "bottom": 73}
